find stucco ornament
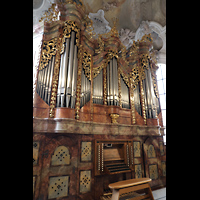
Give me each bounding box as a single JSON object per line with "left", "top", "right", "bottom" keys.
{"left": 88, "top": 9, "right": 111, "bottom": 36}
{"left": 135, "top": 21, "right": 151, "bottom": 41}
{"left": 119, "top": 28, "right": 135, "bottom": 49}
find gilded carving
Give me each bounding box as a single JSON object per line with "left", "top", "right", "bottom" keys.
{"left": 61, "top": 20, "right": 81, "bottom": 54}
{"left": 39, "top": 3, "right": 59, "bottom": 23}
{"left": 49, "top": 35, "right": 62, "bottom": 118}
{"left": 75, "top": 45, "right": 83, "bottom": 120}
{"left": 39, "top": 38, "right": 57, "bottom": 70}
{"left": 110, "top": 113, "right": 119, "bottom": 124}
{"left": 139, "top": 79, "right": 147, "bottom": 124}
{"left": 82, "top": 52, "right": 92, "bottom": 81}
{"left": 118, "top": 65, "right": 122, "bottom": 108}
{"left": 103, "top": 67, "right": 107, "bottom": 105}
{"left": 130, "top": 81, "right": 136, "bottom": 124}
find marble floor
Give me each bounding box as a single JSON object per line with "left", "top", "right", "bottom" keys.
{"left": 152, "top": 187, "right": 166, "bottom": 200}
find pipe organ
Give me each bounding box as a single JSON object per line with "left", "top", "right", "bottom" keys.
{"left": 33, "top": 2, "right": 165, "bottom": 200}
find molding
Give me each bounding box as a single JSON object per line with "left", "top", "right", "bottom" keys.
{"left": 33, "top": 117, "right": 165, "bottom": 136}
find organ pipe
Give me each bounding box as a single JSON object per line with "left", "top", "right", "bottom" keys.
{"left": 113, "top": 57, "right": 118, "bottom": 106}
{"left": 107, "top": 57, "right": 118, "bottom": 106}
{"left": 61, "top": 38, "right": 70, "bottom": 107}
{"left": 66, "top": 31, "right": 75, "bottom": 108}
{"left": 80, "top": 69, "right": 91, "bottom": 108}
{"left": 120, "top": 76, "right": 130, "bottom": 109}
{"left": 47, "top": 56, "right": 55, "bottom": 105}
{"left": 134, "top": 84, "right": 142, "bottom": 116}
{"left": 71, "top": 45, "right": 78, "bottom": 108}
{"left": 93, "top": 70, "right": 103, "bottom": 104}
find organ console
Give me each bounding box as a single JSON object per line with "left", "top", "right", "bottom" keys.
{"left": 94, "top": 139, "right": 134, "bottom": 176}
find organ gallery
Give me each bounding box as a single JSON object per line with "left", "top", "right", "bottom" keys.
{"left": 33, "top": 1, "right": 166, "bottom": 199}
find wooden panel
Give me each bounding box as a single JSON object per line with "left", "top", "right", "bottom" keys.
{"left": 54, "top": 107, "right": 75, "bottom": 118}
{"left": 33, "top": 92, "right": 50, "bottom": 118}
{"left": 104, "top": 144, "right": 124, "bottom": 161}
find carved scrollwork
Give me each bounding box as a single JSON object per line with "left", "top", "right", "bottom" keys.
{"left": 39, "top": 37, "right": 57, "bottom": 70}
{"left": 82, "top": 52, "right": 92, "bottom": 81}
{"left": 93, "top": 63, "right": 104, "bottom": 79}
{"left": 130, "top": 63, "right": 139, "bottom": 90}
{"left": 60, "top": 20, "right": 81, "bottom": 54}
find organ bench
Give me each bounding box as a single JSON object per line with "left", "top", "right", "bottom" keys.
{"left": 108, "top": 178, "right": 154, "bottom": 200}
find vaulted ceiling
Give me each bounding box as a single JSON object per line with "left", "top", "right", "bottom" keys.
{"left": 33, "top": 0, "right": 165, "bottom": 31}
{"left": 33, "top": 0, "right": 166, "bottom": 62}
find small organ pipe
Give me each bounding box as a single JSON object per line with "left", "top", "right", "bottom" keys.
{"left": 100, "top": 70, "right": 103, "bottom": 104}
{"left": 57, "top": 53, "right": 63, "bottom": 107}
{"left": 44, "top": 59, "right": 51, "bottom": 103}
{"left": 113, "top": 58, "right": 116, "bottom": 105}
{"left": 37, "top": 70, "right": 41, "bottom": 94}
{"left": 113, "top": 57, "right": 118, "bottom": 106}
{"left": 48, "top": 56, "right": 55, "bottom": 105}
{"left": 39, "top": 69, "right": 43, "bottom": 97}
{"left": 93, "top": 70, "right": 103, "bottom": 104}
{"left": 42, "top": 66, "right": 48, "bottom": 100}
{"left": 107, "top": 64, "right": 110, "bottom": 105}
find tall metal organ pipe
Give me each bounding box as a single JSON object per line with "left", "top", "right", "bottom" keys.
{"left": 134, "top": 84, "right": 142, "bottom": 115}
{"left": 107, "top": 57, "right": 118, "bottom": 106}
{"left": 93, "top": 70, "right": 103, "bottom": 104}
{"left": 80, "top": 69, "right": 91, "bottom": 108}
{"left": 120, "top": 76, "right": 130, "bottom": 109}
